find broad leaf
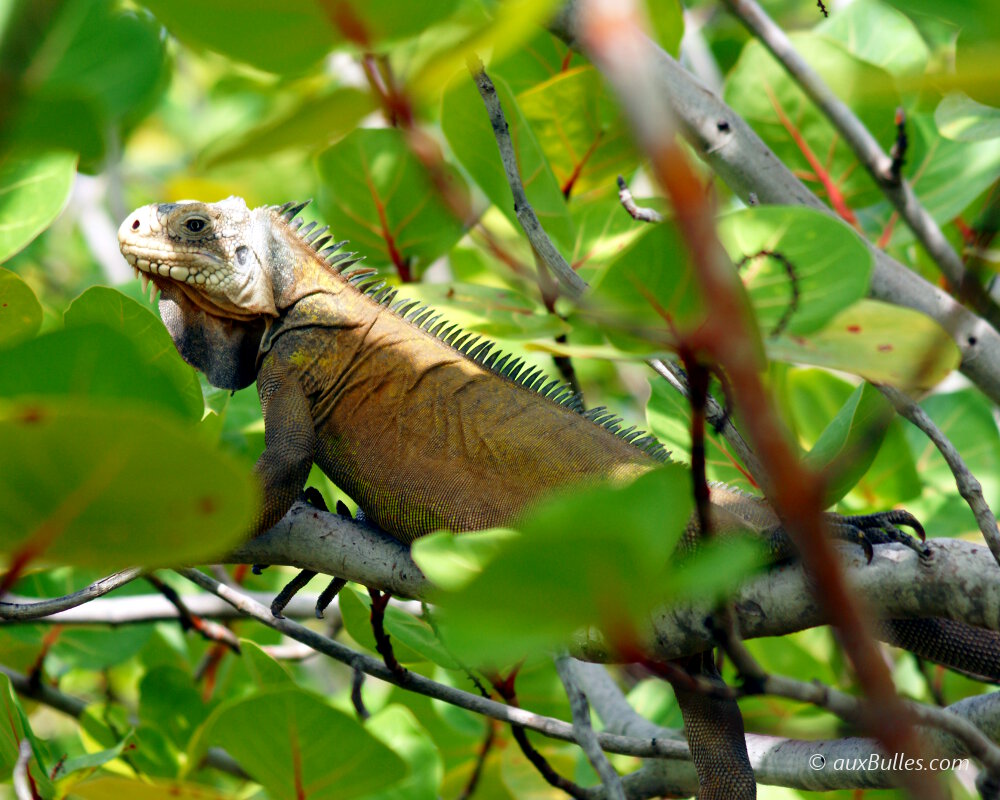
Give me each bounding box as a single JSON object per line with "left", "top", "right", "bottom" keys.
{"left": 317, "top": 128, "right": 468, "bottom": 276}
{"left": 362, "top": 705, "right": 443, "bottom": 800}
{"left": 0, "top": 267, "right": 42, "bottom": 346}
{"left": 768, "top": 299, "right": 960, "bottom": 386}
{"left": 518, "top": 66, "right": 637, "bottom": 199}
{"left": 0, "top": 150, "right": 76, "bottom": 264}
{"left": 0, "top": 674, "right": 55, "bottom": 796}
{"left": 818, "top": 0, "right": 929, "bottom": 80}
{"left": 435, "top": 467, "right": 733, "bottom": 663}
{"left": 412, "top": 528, "right": 519, "bottom": 591}
{"left": 195, "top": 686, "right": 407, "bottom": 799}
{"left": 0, "top": 396, "right": 256, "bottom": 570}
{"left": 64, "top": 288, "right": 203, "bottom": 421}
{"left": 718, "top": 205, "right": 873, "bottom": 336}
{"left": 0, "top": 326, "right": 197, "bottom": 421}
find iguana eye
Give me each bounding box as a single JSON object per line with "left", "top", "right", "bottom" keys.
{"left": 185, "top": 218, "right": 206, "bottom": 233}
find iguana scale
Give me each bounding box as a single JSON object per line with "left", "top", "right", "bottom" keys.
{"left": 118, "top": 197, "right": 1000, "bottom": 799}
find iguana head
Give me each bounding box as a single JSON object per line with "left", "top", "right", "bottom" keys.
{"left": 118, "top": 196, "right": 281, "bottom": 390}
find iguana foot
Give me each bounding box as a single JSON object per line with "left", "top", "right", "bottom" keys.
{"left": 827, "top": 509, "right": 928, "bottom": 562}
{"left": 269, "top": 487, "right": 331, "bottom": 618}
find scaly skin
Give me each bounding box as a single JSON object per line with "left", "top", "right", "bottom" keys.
{"left": 118, "top": 197, "right": 1000, "bottom": 799}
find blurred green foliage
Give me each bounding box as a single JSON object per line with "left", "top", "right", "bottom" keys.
{"left": 1, "top": 0, "right": 999, "bottom": 797}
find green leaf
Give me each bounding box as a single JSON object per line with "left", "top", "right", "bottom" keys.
{"left": 903, "top": 389, "right": 1000, "bottom": 537}
{"left": 412, "top": 529, "right": 519, "bottom": 591}
{"left": 64, "top": 288, "right": 203, "bottom": 421}
{"left": 801, "top": 381, "right": 892, "bottom": 504}
{"left": 767, "top": 299, "right": 959, "bottom": 386}
{"left": 362, "top": 705, "right": 443, "bottom": 800}
{"left": 317, "top": 128, "right": 468, "bottom": 275}
{"left": 517, "top": 66, "right": 637, "bottom": 199}
{"left": 647, "top": 0, "right": 685, "bottom": 57}
{"left": 397, "top": 281, "right": 569, "bottom": 340}
{"left": 139, "top": 666, "right": 212, "bottom": 751}
{"left": 442, "top": 72, "right": 574, "bottom": 251}
{"left": 0, "top": 396, "right": 256, "bottom": 570}
{"left": 589, "top": 220, "right": 702, "bottom": 348}
{"left": 141, "top": 0, "right": 331, "bottom": 74}
{"left": 489, "top": 30, "right": 586, "bottom": 96}
{"left": 783, "top": 369, "right": 919, "bottom": 508}
{"left": 936, "top": 93, "right": 1000, "bottom": 142}
{"left": 52, "top": 624, "right": 154, "bottom": 673}
{"left": 0, "top": 673, "right": 55, "bottom": 796}
{"left": 52, "top": 734, "right": 137, "bottom": 784}
{"left": 570, "top": 195, "right": 666, "bottom": 281}
{"left": 240, "top": 639, "right": 295, "bottom": 687}
{"left": 5, "top": 1, "right": 167, "bottom": 168}
{"left": 0, "top": 149, "right": 76, "bottom": 264}
{"left": 818, "top": 0, "right": 929, "bottom": 80}
{"left": 196, "top": 686, "right": 407, "bottom": 800}
{"left": 339, "top": 586, "right": 453, "bottom": 667}
{"left": 0, "top": 267, "right": 42, "bottom": 346}
{"left": 863, "top": 115, "right": 1000, "bottom": 248}
{"left": 436, "top": 467, "right": 695, "bottom": 663}
{"left": 68, "top": 776, "right": 233, "bottom": 799}
{"left": 718, "top": 205, "right": 874, "bottom": 335}
{"left": 0, "top": 326, "right": 197, "bottom": 421}
{"left": 202, "top": 87, "right": 377, "bottom": 167}
{"left": 724, "top": 34, "right": 902, "bottom": 213}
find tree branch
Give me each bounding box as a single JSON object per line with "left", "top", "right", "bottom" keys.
{"left": 0, "top": 568, "right": 144, "bottom": 621}
{"left": 879, "top": 384, "right": 1000, "bottom": 570}
{"left": 174, "top": 566, "right": 692, "bottom": 761}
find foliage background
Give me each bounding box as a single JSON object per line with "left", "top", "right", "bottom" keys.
{"left": 2, "top": 0, "right": 1000, "bottom": 797}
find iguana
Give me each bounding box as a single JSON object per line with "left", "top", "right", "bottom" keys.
{"left": 118, "top": 196, "right": 1000, "bottom": 799}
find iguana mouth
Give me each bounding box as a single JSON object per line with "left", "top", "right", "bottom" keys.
{"left": 120, "top": 246, "right": 261, "bottom": 322}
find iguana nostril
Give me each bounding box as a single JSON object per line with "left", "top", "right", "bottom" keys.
{"left": 132, "top": 219, "right": 140, "bottom": 230}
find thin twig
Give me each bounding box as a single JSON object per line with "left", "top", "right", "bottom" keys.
{"left": 555, "top": 655, "right": 626, "bottom": 800}
{"left": 173, "top": 567, "right": 692, "bottom": 760}
{"left": 720, "top": 0, "right": 1000, "bottom": 333}
{"left": 617, "top": 175, "right": 664, "bottom": 222}
{"left": 468, "top": 58, "right": 588, "bottom": 301}
{"left": 145, "top": 574, "right": 240, "bottom": 653}
{"left": 0, "top": 568, "right": 144, "bottom": 620}
{"left": 879, "top": 384, "right": 1000, "bottom": 569}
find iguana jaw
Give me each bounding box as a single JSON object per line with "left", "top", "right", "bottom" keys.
{"left": 117, "top": 198, "right": 275, "bottom": 321}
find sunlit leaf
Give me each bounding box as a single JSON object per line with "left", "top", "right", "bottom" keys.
{"left": 518, "top": 66, "right": 637, "bottom": 199}
{"left": 936, "top": 93, "right": 1000, "bottom": 142}
{"left": 64, "top": 288, "right": 203, "bottom": 421}
{"left": 0, "top": 150, "right": 76, "bottom": 264}
{"left": 818, "top": 0, "right": 929, "bottom": 79}
{"left": 768, "top": 299, "right": 960, "bottom": 386}
{"left": 0, "top": 267, "right": 42, "bottom": 347}
{"left": 317, "top": 128, "right": 468, "bottom": 276}
{"left": 718, "top": 205, "right": 873, "bottom": 336}
{"left": 194, "top": 686, "right": 407, "bottom": 799}
{"left": 435, "top": 467, "right": 702, "bottom": 663}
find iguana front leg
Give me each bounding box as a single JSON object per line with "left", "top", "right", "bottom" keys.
{"left": 252, "top": 356, "right": 317, "bottom": 536}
